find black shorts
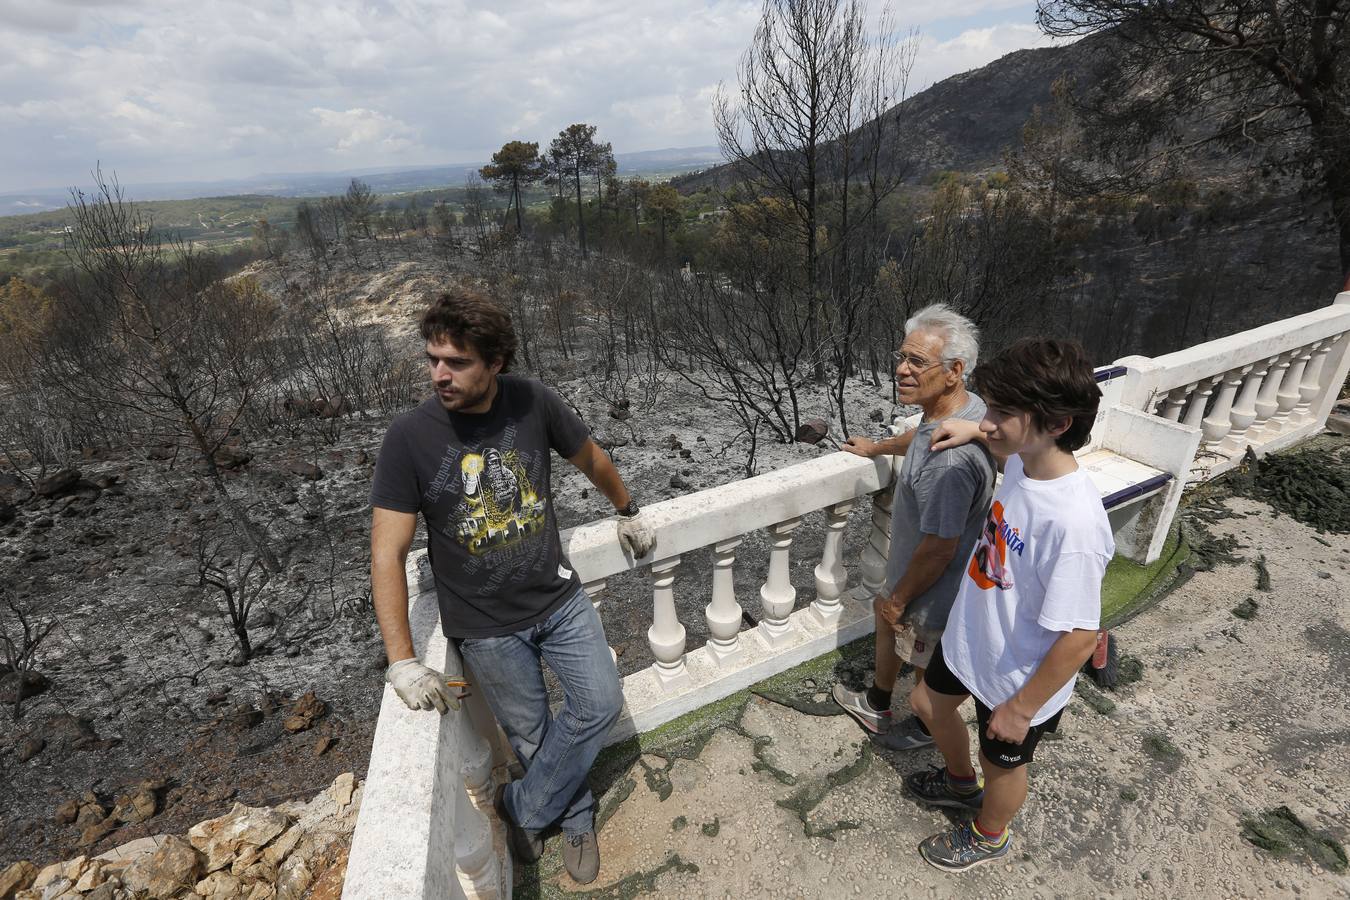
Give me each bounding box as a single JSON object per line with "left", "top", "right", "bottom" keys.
{"left": 923, "top": 640, "right": 1063, "bottom": 769}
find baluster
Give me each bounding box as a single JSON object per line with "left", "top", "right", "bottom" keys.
{"left": 584, "top": 578, "right": 618, "bottom": 666}
{"left": 1294, "top": 338, "right": 1334, "bottom": 424}
{"left": 757, "top": 517, "right": 801, "bottom": 648}
{"left": 811, "top": 500, "right": 855, "bottom": 627}
{"left": 1272, "top": 346, "right": 1313, "bottom": 428}
{"left": 1181, "top": 377, "right": 1218, "bottom": 430}
{"left": 647, "top": 557, "right": 688, "bottom": 687}
{"left": 704, "top": 538, "right": 745, "bottom": 665}
{"left": 1226, "top": 359, "right": 1270, "bottom": 451}
{"left": 850, "top": 485, "right": 894, "bottom": 602}
{"left": 1252, "top": 351, "right": 1293, "bottom": 436}
{"left": 1159, "top": 387, "right": 1189, "bottom": 422}
{"left": 455, "top": 777, "right": 502, "bottom": 899}
{"left": 1201, "top": 366, "right": 1246, "bottom": 449}
{"left": 457, "top": 702, "right": 494, "bottom": 808}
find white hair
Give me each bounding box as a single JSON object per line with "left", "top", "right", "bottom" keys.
{"left": 904, "top": 303, "right": 980, "bottom": 373}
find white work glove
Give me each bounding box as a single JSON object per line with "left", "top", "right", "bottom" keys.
{"left": 385, "top": 659, "right": 467, "bottom": 714}
{"left": 617, "top": 510, "right": 656, "bottom": 558}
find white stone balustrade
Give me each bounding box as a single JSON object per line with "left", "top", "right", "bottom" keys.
{"left": 344, "top": 580, "right": 510, "bottom": 900}
{"left": 1121, "top": 292, "right": 1350, "bottom": 480}
{"left": 349, "top": 292, "right": 1350, "bottom": 899}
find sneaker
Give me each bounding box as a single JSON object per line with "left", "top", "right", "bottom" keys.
{"left": 831, "top": 683, "right": 892, "bottom": 734}
{"left": 493, "top": 783, "right": 543, "bottom": 863}
{"left": 919, "top": 821, "right": 1011, "bottom": 872}
{"left": 903, "top": 765, "right": 984, "bottom": 811}
{"left": 872, "top": 715, "right": 934, "bottom": 751}
{"left": 562, "top": 830, "right": 600, "bottom": 885}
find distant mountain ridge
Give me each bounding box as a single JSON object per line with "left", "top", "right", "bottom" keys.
{"left": 0, "top": 146, "right": 725, "bottom": 218}
{"left": 675, "top": 34, "right": 1109, "bottom": 192}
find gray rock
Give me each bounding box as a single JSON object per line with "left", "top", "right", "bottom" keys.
{"left": 35, "top": 468, "right": 81, "bottom": 497}
{"left": 285, "top": 461, "right": 323, "bottom": 481}
{"left": 793, "top": 419, "right": 829, "bottom": 444}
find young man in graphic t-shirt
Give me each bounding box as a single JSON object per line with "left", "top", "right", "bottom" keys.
{"left": 369, "top": 289, "right": 655, "bottom": 885}
{"left": 903, "top": 338, "right": 1115, "bottom": 872}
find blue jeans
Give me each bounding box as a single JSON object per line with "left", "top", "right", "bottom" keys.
{"left": 457, "top": 587, "right": 623, "bottom": 836}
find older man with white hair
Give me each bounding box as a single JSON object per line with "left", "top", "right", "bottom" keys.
{"left": 835, "top": 303, "right": 996, "bottom": 750}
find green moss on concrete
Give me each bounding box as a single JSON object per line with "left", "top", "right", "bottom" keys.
{"left": 1232, "top": 596, "right": 1259, "bottom": 620}
{"left": 566, "top": 854, "right": 701, "bottom": 899}
{"left": 776, "top": 741, "right": 872, "bottom": 842}
{"left": 1101, "top": 523, "right": 1188, "bottom": 627}
{"left": 1074, "top": 680, "right": 1117, "bottom": 715}
{"left": 700, "top": 817, "right": 720, "bottom": 837}
{"left": 595, "top": 776, "right": 636, "bottom": 834}
{"left": 671, "top": 815, "right": 687, "bottom": 831}
{"left": 1254, "top": 555, "right": 1272, "bottom": 592}
{"left": 1241, "top": 806, "right": 1348, "bottom": 873}
{"left": 1142, "top": 732, "right": 1183, "bottom": 773}
{"left": 1119, "top": 786, "right": 1139, "bottom": 802}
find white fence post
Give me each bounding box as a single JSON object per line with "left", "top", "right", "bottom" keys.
{"left": 810, "top": 500, "right": 854, "bottom": 626}
{"left": 757, "top": 517, "right": 801, "bottom": 648}
{"left": 648, "top": 556, "right": 689, "bottom": 687}
{"left": 705, "top": 537, "right": 745, "bottom": 665}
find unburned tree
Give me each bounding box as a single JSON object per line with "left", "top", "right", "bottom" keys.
{"left": 481, "top": 141, "right": 547, "bottom": 234}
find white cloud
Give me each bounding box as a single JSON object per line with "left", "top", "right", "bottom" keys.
{"left": 312, "top": 107, "right": 417, "bottom": 154}
{"left": 0, "top": 0, "right": 1046, "bottom": 193}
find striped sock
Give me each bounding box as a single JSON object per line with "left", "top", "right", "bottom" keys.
{"left": 973, "top": 818, "right": 1008, "bottom": 847}
{"left": 944, "top": 768, "right": 981, "bottom": 795}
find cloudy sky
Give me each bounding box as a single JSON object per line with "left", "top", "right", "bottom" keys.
{"left": 0, "top": 0, "right": 1051, "bottom": 194}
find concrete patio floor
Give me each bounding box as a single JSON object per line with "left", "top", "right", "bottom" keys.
{"left": 514, "top": 485, "right": 1349, "bottom": 899}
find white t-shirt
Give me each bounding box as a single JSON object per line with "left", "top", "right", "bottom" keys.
{"left": 942, "top": 453, "right": 1115, "bottom": 725}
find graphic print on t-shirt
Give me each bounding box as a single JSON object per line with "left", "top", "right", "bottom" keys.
{"left": 453, "top": 447, "right": 546, "bottom": 555}
{"left": 968, "top": 500, "right": 1023, "bottom": 591}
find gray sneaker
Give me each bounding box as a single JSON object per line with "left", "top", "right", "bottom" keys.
{"left": 493, "top": 784, "right": 543, "bottom": 863}
{"left": 919, "top": 821, "right": 1011, "bottom": 872}
{"left": 904, "top": 764, "right": 984, "bottom": 811}
{"left": 831, "top": 683, "right": 892, "bottom": 734}
{"left": 563, "top": 830, "right": 600, "bottom": 885}
{"left": 873, "top": 715, "right": 934, "bottom": 751}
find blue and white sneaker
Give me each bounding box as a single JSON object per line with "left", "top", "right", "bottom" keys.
{"left": 919, "top": 821, "right": 1011, "bottom": 872}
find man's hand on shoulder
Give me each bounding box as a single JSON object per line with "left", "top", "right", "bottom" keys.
{"left": 617, "top": 508, "right": 656, "bottom": 558}
{"left": 386, "top": 658, "right": 470, "bottom": 715}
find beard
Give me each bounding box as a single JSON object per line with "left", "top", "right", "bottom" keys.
{"left": 436, "top": 378, "right": 491, "bottom": 411}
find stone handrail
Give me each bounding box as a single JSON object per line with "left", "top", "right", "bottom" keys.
{"left": 1114, "top": 292, "right": 1350, "bottom": 477}
{"left": 345, "top": 452, "right": 898, "bottom": 899}
{"left": 344, "top": 585, "right": 511, "bottom": 899}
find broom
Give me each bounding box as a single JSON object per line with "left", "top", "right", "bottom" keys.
{"left": 1085, "top": 629, "right": 1119, "bottom": 689}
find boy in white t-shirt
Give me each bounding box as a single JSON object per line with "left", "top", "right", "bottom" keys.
{"left": 904, "top": 338, "right": 1115, "bottom": 872}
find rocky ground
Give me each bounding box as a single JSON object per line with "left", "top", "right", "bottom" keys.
{"left": 0, "top": 249, "right": 903, "bottom": 873}
{"left": 513, "top": 460, "right": 1350, "bottom": 898}
{"left": 0, "top": 772, "right": 361, "bottom": 899}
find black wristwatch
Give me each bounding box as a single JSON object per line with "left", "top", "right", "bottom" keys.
{"left": 617, "top": 499, "right": 640, "bottom": 517}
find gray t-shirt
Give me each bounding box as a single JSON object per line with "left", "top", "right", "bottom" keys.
{"left": 884, "top": 393, "right": 996, "bottom": 634}
{"left": 370, "top": 375, "right": 591, "bottom": 638}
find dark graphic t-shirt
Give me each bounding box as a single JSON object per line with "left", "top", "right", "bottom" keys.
{"left": 370, "top": 375, "right": 591, "bottom": 638}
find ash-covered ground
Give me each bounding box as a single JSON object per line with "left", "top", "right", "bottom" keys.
{"left": 0, "top": 254, "right": 906, "bottom": 869}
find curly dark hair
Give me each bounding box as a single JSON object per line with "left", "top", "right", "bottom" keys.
{"left": 970, "top": 338, "right": 1100, "bottom": 452}
{"left": 419, "top": 287, "right": 517, "bottom": 372}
